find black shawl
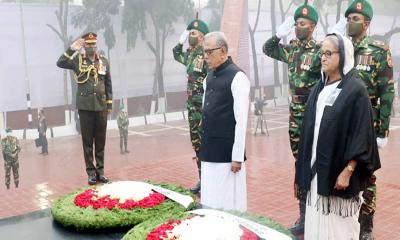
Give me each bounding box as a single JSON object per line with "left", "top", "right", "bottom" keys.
{"left": 295, "top": 68, "right": 381, "bottom": 200}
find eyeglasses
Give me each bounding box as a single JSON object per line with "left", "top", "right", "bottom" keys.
{"left": 318, "top": 50, "right": 339, "bottom": 59}
{"left": 204, "top": 47, "right": 222, "bottom": 56}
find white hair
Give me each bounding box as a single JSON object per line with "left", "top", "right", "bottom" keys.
{"left": 204, "top": 31, "right": 229, "bottom": 52}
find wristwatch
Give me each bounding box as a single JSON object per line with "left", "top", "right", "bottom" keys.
{"left": 346, "top": 164, "right": 354, "bottom": 172}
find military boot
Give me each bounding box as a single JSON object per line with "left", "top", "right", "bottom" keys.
{"left": 359, "top": 213, "right": 374, "bottom": 240}
{"left": 289, "top": 198, "right": 306, "bottom": 236}
{"left": 190, "top": 154, "right": 201, "bottom": 195}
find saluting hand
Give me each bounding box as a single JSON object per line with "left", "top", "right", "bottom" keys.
{"left": 231, "top": 161, "right": 242, "bottom": 173}
{"left": 71, "top": 38, "right": 85, "bottom": 51}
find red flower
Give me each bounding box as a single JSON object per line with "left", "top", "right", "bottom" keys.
{"left": 146, "top": 219, "right": 182, "bottom": 240}
{"left": 145, "top": 217, "right": 262, "bottom": 240}
{"left": 74, "top": 189, "right": 165, "bottom": 210}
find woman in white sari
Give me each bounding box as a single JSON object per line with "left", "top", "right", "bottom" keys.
{"left": 295, "top": 33, "right": 381, "bottom": 240}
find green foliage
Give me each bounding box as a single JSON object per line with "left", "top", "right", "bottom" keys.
{"left": 121, "top": 0, "right": 194, "bottom": 49}
{"left": 72, "top": 0, "right": 120, "bottom": 51}
{"left": 51, "top": 181, "right": 196, "bottom": 230}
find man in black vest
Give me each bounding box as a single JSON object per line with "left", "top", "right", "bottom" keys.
{"left": 199, "top": 32, "right": 250, "bottom": 212}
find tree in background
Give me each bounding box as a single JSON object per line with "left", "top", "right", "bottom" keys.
{"left": 206, "top": 0, "right": 225, "bottom": 32}
{"left": 122, "top": 0, "right": 193, "bottom": 114}
{"left": 46, "top": 0, "right": 75, "bottom": 128}
{"left": 72, "top": 0, "right": 120, "bottom": 60}
{"left": 249, "top": 0, "right": 261, "bottom": 98}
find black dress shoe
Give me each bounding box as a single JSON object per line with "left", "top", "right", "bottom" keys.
{"left": 125, "top": 150, "right": 130, "bottom": 153}
{"left": 88, "top": 176, "right": 97, "bottom": 185}
{"left": 97, "top": 175, "right": 109, "bottom": 183}
{"left": 190, "top": 181, "right": 201, "bottom": 194}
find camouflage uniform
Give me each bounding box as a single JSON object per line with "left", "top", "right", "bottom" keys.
{"left": 117, "top": 110, "right": 129, "bottom": 153}
{"left": 263, "top": 36, "right": 321, "bottom": 160}
{"left": 263, "top": 35, "right": 321, "bottom": 234}
{"left": 354, "top": 36, "right": 394, "bottom": 236}
{"left": 173, "top": 44, "right": 208, "bottom": 156}
{"left": 1, "top": 136, "right": 21, "bottom": 189}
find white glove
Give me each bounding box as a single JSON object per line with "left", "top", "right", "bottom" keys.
{"left": 276, "top": 17, "right": 295, "bottom": 39}
{"left": 376, "top": 137, "right": 388, "bottom": 149}
{"left": 179, "top": 30, "right": 190, "bottom": 44}
{"left": 330, "top": 18, "right": 347, "bottom": 36}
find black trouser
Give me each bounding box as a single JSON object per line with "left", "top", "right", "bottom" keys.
{"left": 78, "top": 110, "right": 107, "bottom": 177}
{"left": 39, "top": 134, "right": 48, "bottom": 153}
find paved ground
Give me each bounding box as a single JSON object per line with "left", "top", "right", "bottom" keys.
{"left": 0, "top": 105, "right": 399, "bottom": 239}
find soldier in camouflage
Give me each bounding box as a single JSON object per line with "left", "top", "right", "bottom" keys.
{"left": 1, "top": 128, "right": 21, "bottom": 189}
{"left": 117, "top": 105, "right": 129, "bottom": 154}
{"left": 344, "top": 1, "right": 395, "bottom": 239}
{"left": 173, "top": 19, "right": 209, "bottom": 195}
{"left": 57, "top": 32, "right": 113, "bottom": 186}
{"left": 262, "top": 3, "right": 321, "bottom": 236}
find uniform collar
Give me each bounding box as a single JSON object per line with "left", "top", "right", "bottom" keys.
{"left": 353, "top": 36, "right": 369, "bottom": 50}
{"left": 293, "top": 38, "right": 317, "bottom": 49}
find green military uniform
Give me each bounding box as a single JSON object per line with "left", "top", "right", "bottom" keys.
{"left": 1, "top": 129, "right": 21, "bottom": 189}
{"left": 173, "top": 21, "right": 209, "bottom": 156}
{"left": 173, "top": 19, "right": 209, "bottom": 194}
{"left": 173, "top": 43, "right": 207, "bottom": 154}
{"left": 263, "top": 37, "right": 321, "bottom": 159}
{"left": 345, "top": 1, "right": 395, "bottom": 238}
{"left": 117, "top": 109, "right": 129, "bottom": 154}
{"left": 263, "top": 4, "right": 321, "bottom": 235}
{"left": 57, "top": 33, "right": 112, "bottom": 180}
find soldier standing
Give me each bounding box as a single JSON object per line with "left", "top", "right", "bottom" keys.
{"left": 38, "top": 109, "right": 48, "bottom": 155}
{"left": 262, "top": 3, "right": 321, "bottom": 236}
{"left": 173, "top": 19, "right": 209, "bottom": 195}
{"left": 335, "top": 1, "right": 394, "bottom": 239}
{"left": 57, "top": 32, "right": 113, "bottom": 185}
{"left": 117, "top": 105, "right": 129, "bottom": 154}
{"left": 1, "top": 128, "right": 21, "bottom": 189}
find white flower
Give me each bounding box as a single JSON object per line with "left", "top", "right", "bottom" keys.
{"left": 167, "top": 215, "right": 243, "bottom": 240}
{"left": 96, "top": 181, "right": 153, "bottom": 203}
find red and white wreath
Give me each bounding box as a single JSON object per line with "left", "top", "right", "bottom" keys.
{"left": 74, "top": 181, "right": 166, "bottom": 210}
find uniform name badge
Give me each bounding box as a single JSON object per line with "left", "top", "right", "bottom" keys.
{"left": 325, "top": 88, "right": 341, "bottom": 106}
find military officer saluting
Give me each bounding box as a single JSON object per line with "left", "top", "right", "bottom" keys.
{"left": 57, "top": 32, "right": 113, "bottom": 185}
{"left": 173, "top": 18, "right": 209, "bottom": 195}
{"left": 262, "top": 3, "right": 321, "bottom": 236}
{"left": 331, "top": 1, "right": 395, "bottom": 239}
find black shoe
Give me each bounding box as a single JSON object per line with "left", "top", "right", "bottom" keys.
{"left": 289, "top": 217, "right": 304, "bottom": 236}
{"left": 97, "top": 175, "right": 109, "bottom": 183}
{"left": 6, "top": 185, "right": 10, "bottom": 190}
{"left": 190, "top": 181, "right": 201, "bottom": 194}
{"left": 88, "top": 176, "right": 97, "bottom": 185}
{"left": 15, "top": 182, "right": 19, "bottom": 188}
{"left": 125, "top": 150, "right": 130, "bottom": 153}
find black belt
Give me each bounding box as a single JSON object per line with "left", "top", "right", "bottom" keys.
{"left": 292, "top": 95, "right": 309, "bottom": 104}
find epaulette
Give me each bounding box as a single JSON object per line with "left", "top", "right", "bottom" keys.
{"left": 369, "top": 39, "right": 389, "bottom": 51}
